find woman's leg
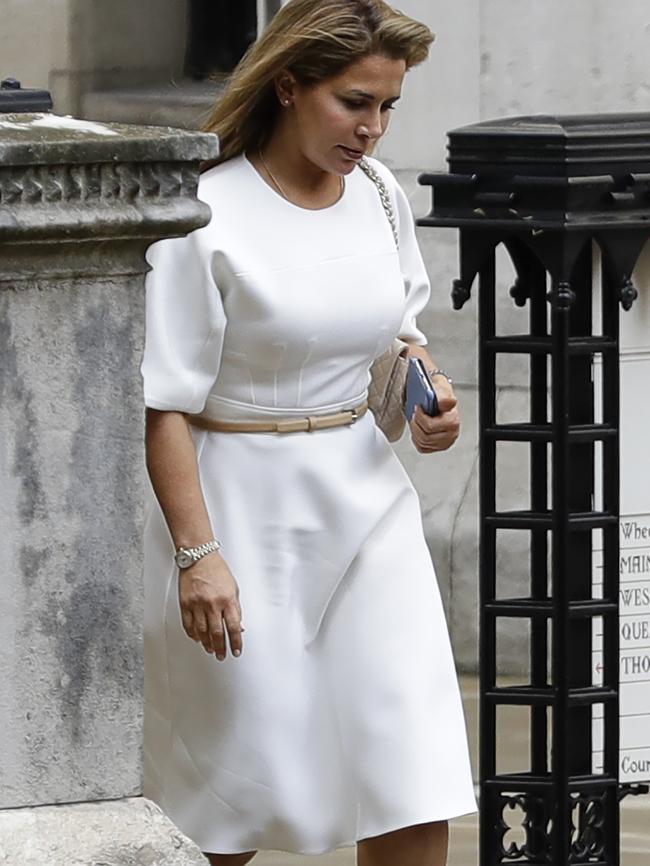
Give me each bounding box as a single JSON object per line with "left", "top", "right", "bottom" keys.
{"left": 356, "top": 821, "right": 448, "bottom": 866}
{"left": 205, "top": 852, "right": 257, "bottom": 865}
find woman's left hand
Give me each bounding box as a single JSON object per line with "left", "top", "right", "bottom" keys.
{"left": 409, "top": 380, "right": 460, "bottom": 454}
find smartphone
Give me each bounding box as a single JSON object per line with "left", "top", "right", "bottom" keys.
{"left": 405, "top": 357, "right": 439, "bottom": 421}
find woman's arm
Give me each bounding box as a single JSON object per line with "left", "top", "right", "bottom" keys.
{"left": 145, "top": 408, "right": 215, "bottom": 549}
{"left": 404, "top": 343, "right": 460, "bottom": 454}
{"left": 145, "top": 408, "right": 244, "bottom": 660}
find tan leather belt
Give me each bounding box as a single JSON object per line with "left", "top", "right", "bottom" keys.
{"left": 186, "top": 400, "right": 369, "bottom": 434}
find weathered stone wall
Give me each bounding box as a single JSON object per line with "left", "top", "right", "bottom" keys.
{"left": 0, "top": 268, "right": 145, "bottom": 806}
{"left": 0, "top": 113, "right": 217, "bottom": 858}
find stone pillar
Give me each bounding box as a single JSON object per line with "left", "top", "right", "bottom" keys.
{"left": 0, "top": 113, "right": 217, "bottom": 863}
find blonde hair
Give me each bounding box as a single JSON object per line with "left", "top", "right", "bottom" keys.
{"left": 202, "top": 0, "right": 434, "bottom": 167}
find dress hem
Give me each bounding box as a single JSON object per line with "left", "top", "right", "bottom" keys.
{"left": 195, "top": 798, "right": 479, "bottom": 857}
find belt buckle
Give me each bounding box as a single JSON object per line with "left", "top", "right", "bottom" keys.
{"left": 348, "top": 407, "right": 359, "bottom": 425}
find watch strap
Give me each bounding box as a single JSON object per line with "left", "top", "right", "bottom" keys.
{"left": 175, "top": 538, "right": 221, "bottom": 568}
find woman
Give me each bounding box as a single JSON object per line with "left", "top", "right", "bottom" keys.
{"left": 141, "top": 1, "right": 476, "bottom": 864}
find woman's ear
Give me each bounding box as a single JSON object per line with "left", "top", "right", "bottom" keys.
{"left": 274, "top": 70, "right": 297, "bottom": 107}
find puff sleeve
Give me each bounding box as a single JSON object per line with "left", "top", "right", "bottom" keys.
{"left": 141, "top": 227, "right": 226, "bottom": 414}
{"left": 393, "top": 179, "right": 431, "bottom": 346}
{"left": 366, "top": 157, "right": 432, "bottom": 347}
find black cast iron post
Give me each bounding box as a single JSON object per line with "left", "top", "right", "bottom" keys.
{"left": 0, "top": 78, "right": 52, "bottom": 113}
{"left": 418, "top": 113, "right": 650, "bottom": 866}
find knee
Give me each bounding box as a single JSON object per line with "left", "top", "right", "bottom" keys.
{"left": 205, "top": 851, "right": 257, "bottom": 866}
{"left": 359, "top": 819, "right": 448, "bottom": 849}
{"left": 407, "top": 820, "right": 447, "bottom": 831}
{"left": 370, "top": 820, "right": 448, "bottom": 841}
{"left": 417, "top": 819, "right": 448, "bottom": 844}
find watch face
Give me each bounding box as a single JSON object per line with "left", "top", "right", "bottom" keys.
{"left": 175, "top": 550, "right": 194, "bottom": 569}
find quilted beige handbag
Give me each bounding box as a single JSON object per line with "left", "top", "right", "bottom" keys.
{"left": 367, "top": 336, "right": 409, "bottom": 441}
{"left": 360, "top": 158, "right": 409, "bottom": 442}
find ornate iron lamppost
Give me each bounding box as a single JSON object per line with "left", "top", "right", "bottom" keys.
{"left": 418, "top": 113, "right": 650, "bottom": 865}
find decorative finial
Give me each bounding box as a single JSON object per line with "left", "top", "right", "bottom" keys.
{"left": 546, "top": 280, "right": 575, "bottom": 309}
{"left": 619, "top": 276, "right": 638, "bottom": 311}
{"left": 452, "top": 278, "right": 471, "bottom": 310}
{"left": 509, "top": 277, "right": 529, "bottom": 308}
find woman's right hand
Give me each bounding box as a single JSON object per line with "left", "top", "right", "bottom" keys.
{"left": 178, "top": 552, "right": 245, "bottom": 660}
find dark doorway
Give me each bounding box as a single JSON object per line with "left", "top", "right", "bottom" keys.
{"left": 186, "top": 0, "right": 258, "bottom": 79}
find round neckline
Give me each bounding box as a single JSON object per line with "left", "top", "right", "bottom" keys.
{"left": 243, "top": 152, "right": 348, "bottom": 213}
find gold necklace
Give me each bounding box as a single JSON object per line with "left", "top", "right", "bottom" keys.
{"left": 258, "top": 150, "right": 344, "bottom": 204}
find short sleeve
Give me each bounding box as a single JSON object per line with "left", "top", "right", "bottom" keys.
{"left": 141, "top": 227, "right": 226, "bottom": 414}
{"left": 393, "top": 180, "right": 431, "bottom": 346}
{"left": 366, "top": 157, "right": 431, "bottom": 346}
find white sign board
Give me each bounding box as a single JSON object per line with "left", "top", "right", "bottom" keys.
{"left": 593, "top": 515, "right": 650, "bottom": 783}
{"left": 591, "top": 248, "right": 650, "bottom": 785}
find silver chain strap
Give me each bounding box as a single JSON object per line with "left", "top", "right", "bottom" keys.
{"left": 359, "top": 157, "right": 399, "bottom": 249}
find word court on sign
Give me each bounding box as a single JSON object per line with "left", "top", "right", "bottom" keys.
{"left": 593, "top": 515, "right": 650, "bottom": 784}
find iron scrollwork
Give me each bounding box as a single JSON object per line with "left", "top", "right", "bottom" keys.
{"left": 496, "top": 793, "right": 551, "bottom": 862}
{"left": 569, "top": 792, "right": 607, "bottom": 862}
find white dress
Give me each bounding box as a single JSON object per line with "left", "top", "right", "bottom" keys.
{"left": 141, "top": 153, "right": 476, "bottom": 856}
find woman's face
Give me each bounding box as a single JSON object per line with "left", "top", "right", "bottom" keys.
{"left": 280, "top": 53, "right": 407, "bottom": 175}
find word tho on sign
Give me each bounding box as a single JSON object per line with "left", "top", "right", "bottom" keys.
{"left": 593, "top": 514, "right": 650, "bottom": 783}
